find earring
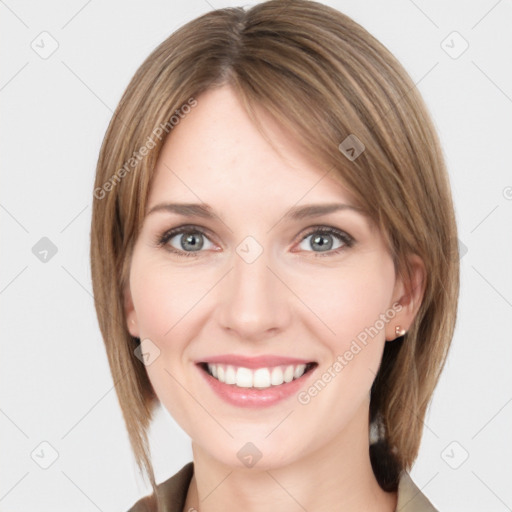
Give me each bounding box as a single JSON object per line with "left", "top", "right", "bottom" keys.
{"left": 395, "top": 325, "right": 406, "bottom": 337}
{"left": 369, "top": 412, "right": 385, "bottom": 445}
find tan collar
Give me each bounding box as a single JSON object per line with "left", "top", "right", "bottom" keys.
{"left": 395, "top": 471, "right": 438, "bottom": 511}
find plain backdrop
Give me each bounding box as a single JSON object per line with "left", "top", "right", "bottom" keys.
{"left": 1, "top": 0, "right": 511, "bottom": 511}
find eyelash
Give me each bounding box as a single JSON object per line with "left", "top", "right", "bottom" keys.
{"left": 154, "top": 224, "right": 355, "bottom": 258}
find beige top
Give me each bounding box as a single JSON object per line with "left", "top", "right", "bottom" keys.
{"left": 127, "top": 462, "right": 438, "bottom": 512}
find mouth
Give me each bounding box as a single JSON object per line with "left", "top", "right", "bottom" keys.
{"left": 197, "top": 361, "right": 318, "bottom": 389}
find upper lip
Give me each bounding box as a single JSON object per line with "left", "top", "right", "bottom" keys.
{"left": 197, "top": 354, "right": 315, "bottom": 369}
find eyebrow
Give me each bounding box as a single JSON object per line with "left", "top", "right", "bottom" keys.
{"left": 146, "top": 202, "right": 364, "bottom": 221}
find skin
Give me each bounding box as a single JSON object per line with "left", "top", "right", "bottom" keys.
{"left": 124, "top": 84, "right": 425, "bottom": 512}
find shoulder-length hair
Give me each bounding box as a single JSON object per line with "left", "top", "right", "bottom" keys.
{"left": 90, "top": 0, "right": 459, "bottom": 502}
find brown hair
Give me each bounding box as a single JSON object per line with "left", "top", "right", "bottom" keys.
{"left": 90, "top": 0, "right": 459, "bottom": 503}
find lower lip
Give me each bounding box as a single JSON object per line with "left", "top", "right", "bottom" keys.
{"left": 197, "top": 364, "right": 316, "bottom": 408}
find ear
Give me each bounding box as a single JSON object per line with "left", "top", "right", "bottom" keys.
{"left": 385, "top": 254, "right": 426, "bottom": 341}
{"left": 123, "top": 282, "right": 140, "bottom": 338}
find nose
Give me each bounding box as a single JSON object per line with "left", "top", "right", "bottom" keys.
{"left": 216, "top": 245, "right": 292, "bottom": 342}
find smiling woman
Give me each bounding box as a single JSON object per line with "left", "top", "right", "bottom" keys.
{"left": 89, "top": 1, "right": 459, "bottom": 511}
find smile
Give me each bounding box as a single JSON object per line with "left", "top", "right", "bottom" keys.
{"left": 201, "top": 362, "right": 316, "bottom": 389}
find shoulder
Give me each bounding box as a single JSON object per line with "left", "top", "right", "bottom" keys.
{"left": 396, "top": 471, "right": 439, "bottom": 512}
{"left": 125, "top": 462, "right": 194, "bottom": 512}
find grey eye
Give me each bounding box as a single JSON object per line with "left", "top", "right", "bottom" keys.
{"left": 298, "top": 232, "right": 345, "bottom": 252}
{"left": 169, "top": 231, "right": 213, "bottom": 252}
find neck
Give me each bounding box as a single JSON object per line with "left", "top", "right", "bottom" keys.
{"left": 183, "top": 403, "right": 397, "bottom": 512}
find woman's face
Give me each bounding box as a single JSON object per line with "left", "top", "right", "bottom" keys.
{"left": 124, "top": 84, "right": 412, "bottom": 469}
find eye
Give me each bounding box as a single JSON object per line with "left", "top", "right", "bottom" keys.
{"left": 296, "top": 226, "right": 354, "bottom": 256}
{"left": 156, "top": 226, "right": 215, "bottom": 257}
{"left": 155, "top": 224, "right": 355, "bottom": 258}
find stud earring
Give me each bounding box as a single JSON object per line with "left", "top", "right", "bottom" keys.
{"left": 395, "top": 325, "right": 406, "bottom": 337}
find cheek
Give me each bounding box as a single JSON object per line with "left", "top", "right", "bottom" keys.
{"left": 129, "top": 255, "right": 217, "bottom": 382}
{"left": 287, "top": 262, "right": 396, "bottom": 438}
{"left": 294, "top": 258, "right": 396, "bottom": 350}
{"left": 130, "top": 258, "right": 206, "bottom": 341}
{"left": 129, "top": 259, "right": 206, "bottom": 427}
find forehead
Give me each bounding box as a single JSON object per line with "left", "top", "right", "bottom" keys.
{"left": 146, "top": 85, "right": 356, "bottom": 210}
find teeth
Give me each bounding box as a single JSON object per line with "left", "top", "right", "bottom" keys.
{"left": 206, "top": 363, "right": 309, "bottom": 389}
{"left": 225, "top": 365, "right": 236, "bottom": 385}
{"left": 236, "top": 367, "right": 253, "bottom": 388}
{"left": 253, "top": 368, "right": 270, "bottom": 388}
{"left": 283, "top": 365, "right": 294, "bottom": 383}
{"left": 271, "top": 366, "right": 284, "bottom": 386}
{"left": 294, "top": 364, "right": 306, "bottom": 379}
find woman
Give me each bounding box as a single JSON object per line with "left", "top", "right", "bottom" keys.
{"left": 90, "top": 1, "right": 459, "bottom": 510}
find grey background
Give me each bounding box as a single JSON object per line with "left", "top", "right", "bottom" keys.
{"left": 1, "top": 0, "right": 511, "bottom": 510}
